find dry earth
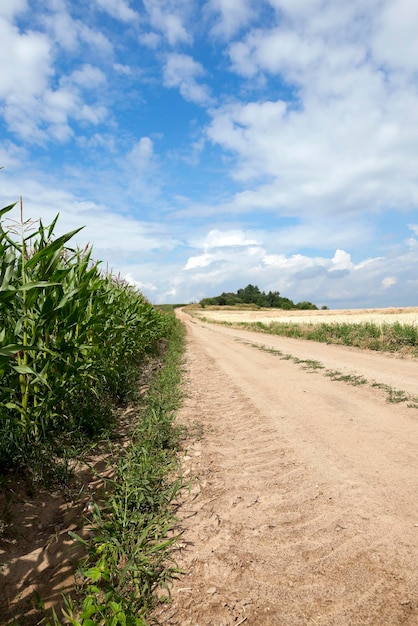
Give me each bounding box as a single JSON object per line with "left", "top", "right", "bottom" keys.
{"left": 156, "top": 309, "right": 418, "bottom": 626}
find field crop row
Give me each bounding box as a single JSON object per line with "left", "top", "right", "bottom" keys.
{"left": 0, "top": 201, "right": 172, "bottom": 471}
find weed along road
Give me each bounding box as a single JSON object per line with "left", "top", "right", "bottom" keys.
{"left": 157, "top": 309, "right": 418, "bottom": 626}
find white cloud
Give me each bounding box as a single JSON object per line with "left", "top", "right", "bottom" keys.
{"left": 124, "top": 272, "right": 157, "bottom": 292}
{"left": 0, "top": 176, "right": 176, "bottom": 257}
{"left": 142, "top": 0, "right": 191, "bottom": 45}
{"left": 77, "top": 23, "right": 113, "bottom": 53}
{"left": 7, "top": 81, "right": 107, "bottom": 143}
{"left": 229, "top": 27, "right": 324, "bottom": 79}
{"left": 372, "top": 0, "right": 418, "bottom": 73}
{"left": 1, "top": 1, "right": 418, "bottom": 309}
{"left": 67, "top": 64, "right": 107, "bottom": 89}
{"left": 0, "top": 142, "right": 27, "bottom": 169}
{"left": 331, "top": 249, "right": 353, "bottom": 271}
{"left": 0, "top": 0, "right": 27, "bottom": 19}
{"left": 267, "top": 0, "right": 325, "bottom": 18}
{"left": 204, "top": 228, "right": 259, "bottom": 248}
{"left": 184, "top": 252, "right": 215, "bottom": 270}
{"left": 176, "top": 223, "right": 418, "bottom": 307}
{"left": 184, "top": 228, "right": 260, "bottom": 270}
{"left": 42, "top": 6, "right": 81, "bottom": 51}
{"left": 127, "top": 137, "right": 155, "bottom": 170}
{"left": 163, "top": 53, "right": 213, "bottom": 105}
{"left": 207, "top": 52, "right": 418, "bottom": 215}
{"left": 382, "top": 276, "right": 396, "bottom": 289}
{"left": 122, "top": 137, "right": 164, "bottom": 202}
{"left": 218, "top": 1, "right": 418, "bottom": 225}
{"left": 206, "top": 0, "right": 255, "bottom": 38}
{"left": 41, "top": 3, "right": 113, "bottom": 53}
{"left": 0, "top": 10, "right": 110, "bottom": 142}
{"left": 0, "top": 18, "right": 52, "bottom": 100}
{"left": 113, "top": 63, "right": 132, "bottom": 75}
{"left": 96, "top": 0, "right": 139, "bottom": 23}
{"left": 139, "top": 31, "right": 161, "bottom": 48}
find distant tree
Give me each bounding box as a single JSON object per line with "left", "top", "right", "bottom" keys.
{"left": 198, "top": 285, "right": 322, "bottom": 310}
{"left": 296, "top": 301, "right": 318, "bottom": 310}
{"left": 237, "top": 284, "right": 261, "bottom": 304}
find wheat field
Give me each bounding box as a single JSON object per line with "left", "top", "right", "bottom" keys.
{"left": 193, "top": 306, "right": 418, "bottom": 326}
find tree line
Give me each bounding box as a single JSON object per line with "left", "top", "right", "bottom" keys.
{"left": 200, "top": 284, "right": 323, "bottom": 309}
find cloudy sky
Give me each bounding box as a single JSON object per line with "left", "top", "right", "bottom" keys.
{"left": 1, "top": 0, "right": 418, "bottom": 308}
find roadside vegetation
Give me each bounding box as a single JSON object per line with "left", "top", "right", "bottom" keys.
{"left": 0, "top": 199, "right": 186, "bottom": 624}
{"left": 222, "top": 319, "right": 418, "bottom": 356}
{"left": 46, "top": 317, "right": 186, "bottom": 626}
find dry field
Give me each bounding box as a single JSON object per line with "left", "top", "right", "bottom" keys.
{"left": 191, "top": 306, "right": 418, "bottom": 326}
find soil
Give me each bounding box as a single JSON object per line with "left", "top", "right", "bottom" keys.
{"left": 0, "top": 414, "right": 133, "bottom": 625}
{"left": 155, "top": 310, "right": 418, "bottom": 625}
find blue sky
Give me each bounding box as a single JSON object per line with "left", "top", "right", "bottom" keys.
{"left": 1, "top": 0, "right": 418, "bottom": 308}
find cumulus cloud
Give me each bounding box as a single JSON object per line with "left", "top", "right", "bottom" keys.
{"left": 41, "top": 3, "right": 113, "bottom": 53}
{"left": 0, "top": 176, "right": 176, "bottom": 257}
{"left": 0, "top": 8, "right": 110, "bottom": 142}
{"left": 0, "top": 0, "right": 27, "bottom": 19}
{"left": 382, "top": 276, "right": 396, "bottom": 289}
{"left": 142, "top": 0, "right": 191, "bottom": 45}
{"left": 163, "top": 53, "right": 213, "bottom": 105}
{"left": 205, "top": 0, "right": 256, "bottom": 38}
{"left": 372, "top": 0, "right": 418, "bottom": 73}
{"left": 0, "top": 19, "right": 52, "bottom": 101}
{"left": 176, "top": 221, "right": 415, "bottom": 308}
{"left": 113, "top": 63, "right": 132, "bottom": 75}
{"left": 139, "top": 31, "right": 161, "bottom": 48}
{"left": 124, "top": 273, "right": 157, "bottom": 292}
{"left": 127, "top": 137, "right": 155, "bottom": 170}
{"left": 184, "top": 252, "right": 215, "bottom": 270}
{"left": 267, "top": 0, "right": 324, "bottom": 18}
{"left": 199, "top": 1, "right": 418, "bottom": 225}
{"left": 201, "top": 228, "right": 259, "bottom": 248}
{"left": 207, "top": 48, "right": 418, "bottom": 216}
{"left": 184, "top": 227, "right": 261, "bottom": 270}
{"left": 96, "top": 0, "right": 139, "bottom": 23}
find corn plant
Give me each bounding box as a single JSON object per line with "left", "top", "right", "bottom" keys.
{"left": 0, "top": 201, "right": 170, "bottom": 471}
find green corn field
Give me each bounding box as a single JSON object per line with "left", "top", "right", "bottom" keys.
{"left": 0, "top": 200, "right": 170, "bottom": 472}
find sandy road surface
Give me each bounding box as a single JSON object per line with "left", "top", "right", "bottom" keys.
{"left": 156, "top": 310, "right": 418, "bottom": 626}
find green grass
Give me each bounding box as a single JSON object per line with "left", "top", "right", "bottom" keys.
{"left": 325, "top": 370, "right": 368, "bottom": 385}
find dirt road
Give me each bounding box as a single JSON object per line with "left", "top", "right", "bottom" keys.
{"left": 156, "top": 311, "right": 418, "bottom": 625}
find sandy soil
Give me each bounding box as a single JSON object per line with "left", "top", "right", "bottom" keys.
{"left": 156, "top": 310, "right": 418, "bottom": 625}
